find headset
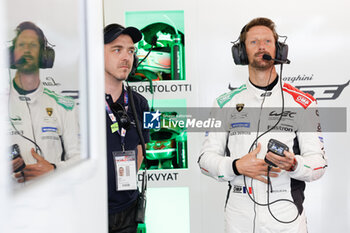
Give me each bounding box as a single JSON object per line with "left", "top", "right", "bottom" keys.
{"left": 231, "top": 25, "right": 288, "bottom": 65}
{"left": 229, "top": 20, "right": 298, "bottom": 230}
{"left": 9, "top": 21, "right": 55, "bottom": 69}
{"left": 131, "top": 55, "right": 139, "bottom": 76}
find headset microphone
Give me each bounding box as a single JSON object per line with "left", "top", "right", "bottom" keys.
{"left": 262, "top": 54, "right": 291, "bottom": 64}
{"left": 15, "top": 57, "right": 27, "bottom": 65}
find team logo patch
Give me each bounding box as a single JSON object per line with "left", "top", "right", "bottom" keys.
{"left": 261, "top": 92, "right": 272, "bottom": 97}
{"left": 296, "top": 96, "right": 310, "bottom": 107}
{"left": 236, "top": 104, "right": 244, "bottom": 112}
{"left": 233, "top": 185, "right": 252, "bottom": 194}
{"left": 42, "top": 127, "right": 57, "bottom": 132}
{"left": 283, "top": 83, "right": 314, "bottom": 109}
{"left": 46, "top": 107, "right": 53, "bottom": 116}
{"left": 19, "top": 96, "right": 31, "bottom": 101}
{"left": 231, "top": 122, "right": 250, "bottom": 128}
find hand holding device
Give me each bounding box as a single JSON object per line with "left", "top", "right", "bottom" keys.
{"left": 237, "top": 143, "right": 280, "bottom": 184}
{"left": 10, "top": 144, "right": 26, "bottom": 173}
{"left": 264, "top": 139, "right": 289, "bottom": 167}
{"left": 15, "top": 148, "right": 55, "bottom": 183}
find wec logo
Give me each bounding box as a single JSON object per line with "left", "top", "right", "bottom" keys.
{"left": 269, "top": 111, "right": 296, "bottom": 118}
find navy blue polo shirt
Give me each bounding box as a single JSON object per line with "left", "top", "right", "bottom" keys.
{"left": 105, "top": 87, "right": 149, "bottom": 214}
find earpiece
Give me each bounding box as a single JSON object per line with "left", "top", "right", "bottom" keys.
{"left": 232, "top": 40, "right": 249, "bottom": 65}
{"left": 231, "top": 25, "right": 288, "bottom": 65}
{"left": 130, "top": 54, "right": 138, "bottom": 76}
{"left": 39, "top": 46, "right": 55, "bottom": 68}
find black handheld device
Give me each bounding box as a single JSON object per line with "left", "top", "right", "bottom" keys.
{"left": 265, "top": 139, "right": 289, "bottom": 167}
{"left": 135, "top": 171, "right": 147, "bottom": 223}
{"left": 10, "top": 144, "right": 26, "bottom": 172}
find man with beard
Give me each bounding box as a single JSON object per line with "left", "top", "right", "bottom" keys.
{"left": 199, "top": 18, "right": 327, "bottom": 232}
{"left": 9, "top": 21, "right": 80, "bottom": 184}
{"left": 104, "top": 23, "right": 149, "bottom": 233}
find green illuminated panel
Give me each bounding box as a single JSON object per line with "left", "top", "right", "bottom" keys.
{"left": 125, "top": 11, "right": 185, "bottom": 81}
{"left": 141, "top": 99, "right": 188, "bottom": 170}
{"left": 126, "top": 11, "right": 184, "bottom": 34}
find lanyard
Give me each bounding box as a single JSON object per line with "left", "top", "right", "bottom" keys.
{"left": 123, "top": 88, "right": 129, "bottom": 112}
{"left": 105, "top": 89, "right": 129, "bottom": 151}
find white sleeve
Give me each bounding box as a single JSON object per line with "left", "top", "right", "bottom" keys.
{"left": 198, "top": 100, "right": 236, "bottom": 182}
{"left": 56, "top": 105, "right": 80, "bottom": 168}
{"left": 289, "top": 101, "right": 327, "bottom": 182}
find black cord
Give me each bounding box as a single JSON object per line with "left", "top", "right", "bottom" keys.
{"left": 126, "top": 82, "right": 148, "bottom": 224}
{"left": 8, "top": 70, "right": 43, "bottom": 155}
{"left": 126, "top": 82, "right": 148, "bottom": 176}
{"left": 244, "top": 64, "right": 299, "bottom": 229}
{"left": 10, "top": 120, "right": 42, "bottom": 155}
{"left": 25, "top": 100, "right": 42, "bottom": 155}
{"left": 251, "top": 66, "right": 273, "bottom": 233}
{"left": 267, "top": 167, "right": 299, "bottom": 224}
{"left": 137, "top": 44, "right": 154, "bottom": 67}
{"left": 134, "top": 40, "right": 156, "bottom": 110}
{"left": 126, "top": 82, "right": 147, "bottom": 162}
{"left": 253, "top": 67, "right": 274, "bottom": 149}
{"left": 137, "top": 36, "right": 157, "bottom": 67}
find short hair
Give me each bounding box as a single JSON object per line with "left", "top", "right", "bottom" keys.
{"left": 240, "top": 17, "right": 278, "bottom": 44}
{"left": 12, "top": 21, "right": 46, "bottom": 50}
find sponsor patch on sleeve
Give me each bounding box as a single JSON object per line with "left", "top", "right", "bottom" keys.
{"left": 283, "top": 83, "right": 315, "bottom": 109}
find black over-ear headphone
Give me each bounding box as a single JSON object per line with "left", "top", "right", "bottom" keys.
{"left": 231, "top": 25, "right": 288, "bottom": 65}
{"left": 9, "top": 21, "right": 55, "bottom": 69}
{"left": 130, "top": 53, "right": 139, "bottom": 76}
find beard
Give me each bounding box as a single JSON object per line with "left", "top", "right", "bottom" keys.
{"left": 18, "top": 64, "right": 39, "bottom": 74}
{"left": 16, "top": 56, "right": 39, "bottom": 74}
{"left": 250, "top": 52, "right": 274, "bottom": 70}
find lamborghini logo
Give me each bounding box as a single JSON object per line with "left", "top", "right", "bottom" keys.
{"left": 46, "top": 108, "right": 53, "bottom": 116}
{"left": 236, "top": 104, "right": 244, "bottom": 112}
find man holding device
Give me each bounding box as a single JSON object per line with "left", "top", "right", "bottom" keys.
{"left": 198, "top": 17, "right": 327, "bottom": 232}
{"left": 8, "top": 21, "right": 80, "bottom": 184}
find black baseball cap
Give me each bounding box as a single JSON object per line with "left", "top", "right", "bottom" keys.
{"left": 104, "top": 23, "right": 142, "bottom": 44}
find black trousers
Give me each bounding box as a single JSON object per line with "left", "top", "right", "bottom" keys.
{"left": 109, "top": 200, "right": 138, "bottom": 233}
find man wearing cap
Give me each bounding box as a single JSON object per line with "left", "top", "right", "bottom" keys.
{"left": 104, "top": 23, "right": 150, "bottom": 233}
